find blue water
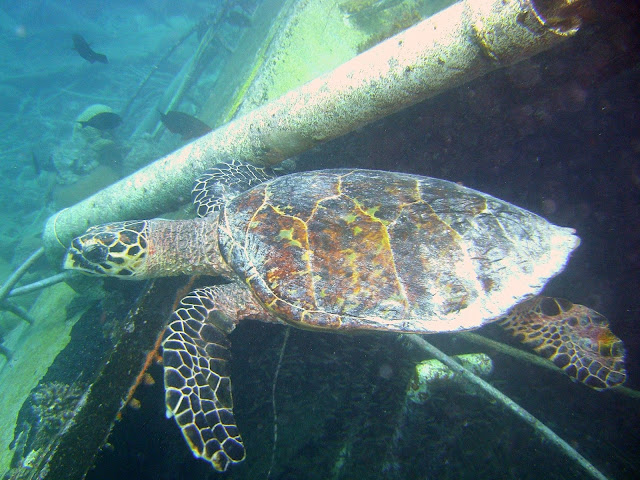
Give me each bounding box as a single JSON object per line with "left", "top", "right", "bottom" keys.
{"left": 0, "top": 1, "right": 639, "bottom": 479}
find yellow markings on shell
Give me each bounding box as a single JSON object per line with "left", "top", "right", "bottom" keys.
{"left": 278, "top": 228, "right": 303, "bottom": 248}
{"left": 352, "top": 199, "right": 391, "bottom": 226}
{"left": 271, "top": 204, "right": 289, "bottom": 215}
{"left": 353, "top": 226, "right": 363, "bottom": 235}
{"left": 365, "top": 205, "right": 380, "bottom": 217}
{"left": 386, "top": 292, "right": 407, "bottom": 306}
{"left": 383, "top": 179, "right": 422, "bottom": 202}
{"left": 344, "top": 250, "right": 357, "bottom": 263}
{"left": 344, "top": 212, "right": 358, "bottom": 224}
{"left": 372, "top": 232, "right": 390, "bottom": 255}
{"left": 342, "top": 248, "right": 360, "bottom": 286}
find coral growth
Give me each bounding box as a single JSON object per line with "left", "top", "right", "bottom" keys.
{"left": 52, "top": 104, "right": 126, "bottom": 184}
{"left": 30, "top": 381, "right": 84, "bottom": 436}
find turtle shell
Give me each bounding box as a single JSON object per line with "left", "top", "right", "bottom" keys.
{"left": 218, "top": 169, "right": 579, "bottom": 333}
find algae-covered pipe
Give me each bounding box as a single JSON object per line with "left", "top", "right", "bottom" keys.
{"left": 43, "top": 0, "right": 586, "bottom": 257}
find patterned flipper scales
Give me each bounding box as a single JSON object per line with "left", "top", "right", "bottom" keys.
{"left": 500, "top": 296, "right": 627, "bottom": 390}
{"left": 162, "top": 286, "right": 244, "bottom": 471}
{"left": 192, "top": 158, "right": 276, "bottom": 218}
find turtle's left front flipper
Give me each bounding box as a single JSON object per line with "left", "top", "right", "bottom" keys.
{"left": 162, "top": 285, "right": 245, "bottom": 472}
{"left": 499, "top": 296, "right": 627, "bottom": 390}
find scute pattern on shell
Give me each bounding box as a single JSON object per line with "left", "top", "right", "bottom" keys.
{"left": 217, "top": 169, "right": 578, "bottom": 333}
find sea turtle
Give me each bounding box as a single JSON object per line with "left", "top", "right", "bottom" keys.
{"left": 63, "top": 160, "right": 626, "bottom": 471}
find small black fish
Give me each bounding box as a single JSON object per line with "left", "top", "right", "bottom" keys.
{"left": 158, "top": 110, "right": 212, "bottom": 140}
{"left": 77, "top": 112, "right": 122, "bottom": 130}
{"left": 31, "top": 150, "right": 56, "bottom": 175}
{"left": 72, "top": 34, "right": 108, "bottom": 64}
{"left": 31, "top": 151, "right": 41, "bottom": 175}
{"left": 226, "top": 10, "right": 252, "bottom": 28}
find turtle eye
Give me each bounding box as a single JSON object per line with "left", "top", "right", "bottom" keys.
{"left": 83, "top": 243, "right": 109, "bottom": 264}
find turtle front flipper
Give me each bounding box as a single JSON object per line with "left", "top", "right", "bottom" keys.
{"left": 192, "top": 158, "right": 276, "bottom": 217}
{"left": 499, "top": 296, "right": 627, "bottom": 390}
{"left": 162, "top": 286, "right": 245, "bottom": 471}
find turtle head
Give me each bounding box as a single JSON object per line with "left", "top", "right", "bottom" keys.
{"left": 64, "top": 220, "right": 149, "bottom": 278}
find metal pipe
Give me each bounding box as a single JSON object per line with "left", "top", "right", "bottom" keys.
{"left": 43, "top": 0, "right": 586, "bottom": 257}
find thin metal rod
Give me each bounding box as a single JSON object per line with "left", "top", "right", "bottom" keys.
{"left": 0, "top": 247, "right": 45, "bottom": 326}
{"left": 121, "top": 21, "right": 201, "bottom": 119}
{"left": 150, "top": 25, "right": 218, "bottom": 140}
{"left": 405, "top": 334, "right": 611, "bottom": 480}
{"left": 0, "top": 343, "right": 12, "bottom": 360}
{"left": 461, "top": 330, "right": 564, "bottom": 372}
{"left": 0, "top": 247, "right": 44, "bottom": 302}
{"left": 267, "top": 326, "right": 290, "bottom": 479}
{"left": 0, "top": 301, "right": 35, "bottom": 325}
{"left": 7, "top": 271, "right": 74, "bottom": 298}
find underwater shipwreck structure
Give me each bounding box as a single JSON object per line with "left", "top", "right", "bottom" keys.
{"left": 0, "top": 0, "right": 636, "bottom": 479}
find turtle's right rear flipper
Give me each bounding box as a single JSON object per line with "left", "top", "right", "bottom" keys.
{"left": 162, "top": 286, "right": 245, "bottom": 471}
{"left": 500, "top": 296, "right": 627, "bottom": 390}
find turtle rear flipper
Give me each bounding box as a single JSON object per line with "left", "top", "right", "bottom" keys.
{"left": 162, "top": 286, "right": 245, "bottom": 471}
{"left": 192, "top": 159, "right": 276, "bottom": 218}
{"left": 500, "top": 296, "right": 627, "bottom": 390}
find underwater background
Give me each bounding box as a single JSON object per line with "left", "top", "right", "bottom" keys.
{"left": 0, "top": 0, "right": 639, "bottom": 479}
